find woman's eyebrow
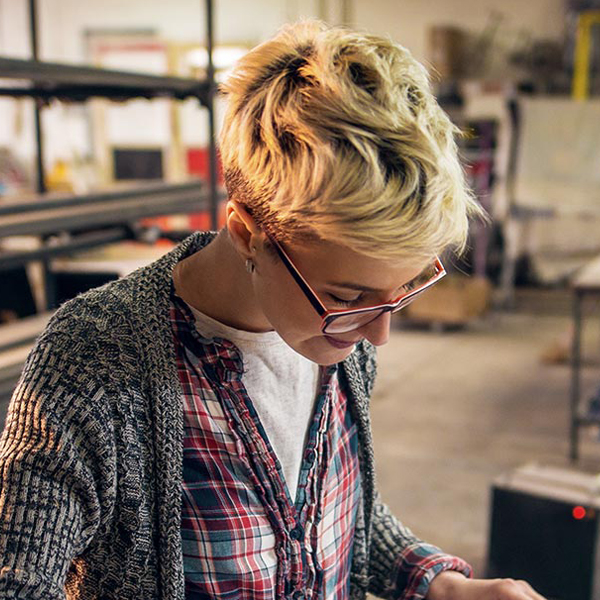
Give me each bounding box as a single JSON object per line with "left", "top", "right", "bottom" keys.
{"left": 326, "top": 273, "right": 422, "bottom": 294}
{"left": 324, "top": 281, "right": 382, "bottom": 293}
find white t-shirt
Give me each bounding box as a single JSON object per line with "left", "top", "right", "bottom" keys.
{"left": 187, "top": 303, "right": 320, "bottom": 499}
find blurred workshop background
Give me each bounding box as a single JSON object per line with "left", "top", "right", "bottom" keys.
{"left": 1, "top": 2, "right": 600, "bottom": 599}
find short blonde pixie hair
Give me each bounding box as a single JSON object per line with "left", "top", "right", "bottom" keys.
{"left": 219, "top": 20, "right": 484, "bottom": 262}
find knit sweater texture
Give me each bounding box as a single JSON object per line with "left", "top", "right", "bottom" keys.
{"left": 0, "top": 232, "right": 453, "bottom": 600}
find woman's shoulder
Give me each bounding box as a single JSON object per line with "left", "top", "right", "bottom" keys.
{"left": 43, "top": 232, "right": 213, "bottom": 342}
{"left": 42, "top": 272, "right": 145, "bottom": 345}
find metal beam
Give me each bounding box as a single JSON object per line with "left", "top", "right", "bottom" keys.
{"left": 206, "top": 0, "right": 219, "bottom": 230}
{"left": 0, "top": 186, "right": 208, "bottom": 238}
{"left": 0, "top": 227, "right": 131, "bottom": 270}
{"left": 0, "top": 57, "right": 210, "bottom": 104}
{"left": 0, "top": 181, "right": 205, "bottom": 216}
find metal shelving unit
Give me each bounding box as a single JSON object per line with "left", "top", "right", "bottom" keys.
{"left": 0, "top": 0, "right": 218, "bottom": 404}
{"left": 0, "top": 0, "right": 218, "bottom": 281}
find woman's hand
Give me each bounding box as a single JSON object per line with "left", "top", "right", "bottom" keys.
{"left": 427, "top": 570, "right": 547, "bottom": 600}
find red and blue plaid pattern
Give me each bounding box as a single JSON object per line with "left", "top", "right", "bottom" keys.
{"left": 170, "top": 295, "right": 471, "bottom": 599}
{"left": 170, "top": 297, "right": 361, "bottom": 600}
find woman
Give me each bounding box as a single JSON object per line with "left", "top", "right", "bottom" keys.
{"left": 0, "top": 20, "right": 544, "bottom": 600}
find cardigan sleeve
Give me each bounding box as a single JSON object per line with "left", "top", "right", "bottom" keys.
{"left": 0, "top": 322, "right": 116, "bottom": 599}
{"left": 367, "top": 496, "right": 472, "bottom": 600}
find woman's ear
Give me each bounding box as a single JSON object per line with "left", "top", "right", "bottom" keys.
{"left": 226, "top": 200, "right": 263, "bottom": 259}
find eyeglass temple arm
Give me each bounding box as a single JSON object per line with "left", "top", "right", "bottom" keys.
{"left": 397, "top": 258, "right": 446, "bottom": 303}
{"left": 267, "top": 235, "right": 328, "bottom": 317}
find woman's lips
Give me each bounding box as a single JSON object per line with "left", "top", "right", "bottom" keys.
{"left": 324, "top": 335, "right": 358, "bottom": 349}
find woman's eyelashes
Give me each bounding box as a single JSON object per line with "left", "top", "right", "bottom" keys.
{"left": 328, "top": 293, "right": 363, "bottom": 307}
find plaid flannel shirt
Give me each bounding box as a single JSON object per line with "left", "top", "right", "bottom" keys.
{"left": 171, "top": 297, "right": 361, "bottom": 600}
{"left": 170, "top": 293, "right": 472, "bottom": 600}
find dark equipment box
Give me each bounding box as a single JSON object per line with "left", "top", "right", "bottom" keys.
{"left": 486, "top": 464, "right": 600, "bottom": 600}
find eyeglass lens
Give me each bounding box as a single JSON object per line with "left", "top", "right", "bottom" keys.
{"left": 322, "top": 263, "right": 441, "bottom": 334}
{"left": 323, "top": 294, "right": 422, "bottom": 334}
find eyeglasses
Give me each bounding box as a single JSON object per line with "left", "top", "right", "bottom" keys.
{"left": 265, "top": 233, "right": 446, "bottom": 334}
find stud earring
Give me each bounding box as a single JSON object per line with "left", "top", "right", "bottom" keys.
{"left": 245, "top": 259, "right": 255, "bottom": 274}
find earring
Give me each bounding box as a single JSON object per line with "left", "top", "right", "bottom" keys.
{"left": 245, "top": 259, "right": 255, "bottom": 274}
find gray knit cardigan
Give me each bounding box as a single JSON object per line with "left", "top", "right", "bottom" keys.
{"left": 0, "top": 233, "right": 454, "bottom": 600}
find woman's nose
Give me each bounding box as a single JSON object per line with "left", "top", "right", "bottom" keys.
{"left": 358, "top": 311, "right": 392, "bottom": 346}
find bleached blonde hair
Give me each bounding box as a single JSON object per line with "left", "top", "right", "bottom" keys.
{"left": 219, "top": 20, "right": 485, "bottom": 262}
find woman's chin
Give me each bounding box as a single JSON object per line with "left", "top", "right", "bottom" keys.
{"left": 295, "top": 337, "right": 357, "bottom": 366}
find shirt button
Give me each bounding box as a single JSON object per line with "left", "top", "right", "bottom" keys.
{"left": 290, "top": 525, "right": 303, "bottom": 540}
{"left": 304, "top": 449, "right": 316, "bottom": 463}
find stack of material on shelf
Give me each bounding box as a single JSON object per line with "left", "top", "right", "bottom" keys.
{"left": 403, "top": 274, "right": 491, "bottom": 326}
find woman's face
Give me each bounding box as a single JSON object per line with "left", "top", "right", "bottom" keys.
{"left": 250, "top": 236, "right": 426, "bottom": 366}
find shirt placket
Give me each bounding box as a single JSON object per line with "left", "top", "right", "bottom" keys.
{"left": 222, "top": 365, "right": 338, "bottom": 600}
{"left": 292, "top": 367, "right": 337, "bottom": 600}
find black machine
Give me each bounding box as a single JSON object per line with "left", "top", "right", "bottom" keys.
{"left": 487, "top": 464, "right": 600, "bottom": 600}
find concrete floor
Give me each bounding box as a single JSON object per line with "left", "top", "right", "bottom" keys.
{"left": 371, "top": 290, "right": 600, "bottom": 578}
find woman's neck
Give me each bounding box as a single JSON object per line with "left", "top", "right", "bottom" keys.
{"left": 173, "top": 231, "right": 273, "bottom": 332}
